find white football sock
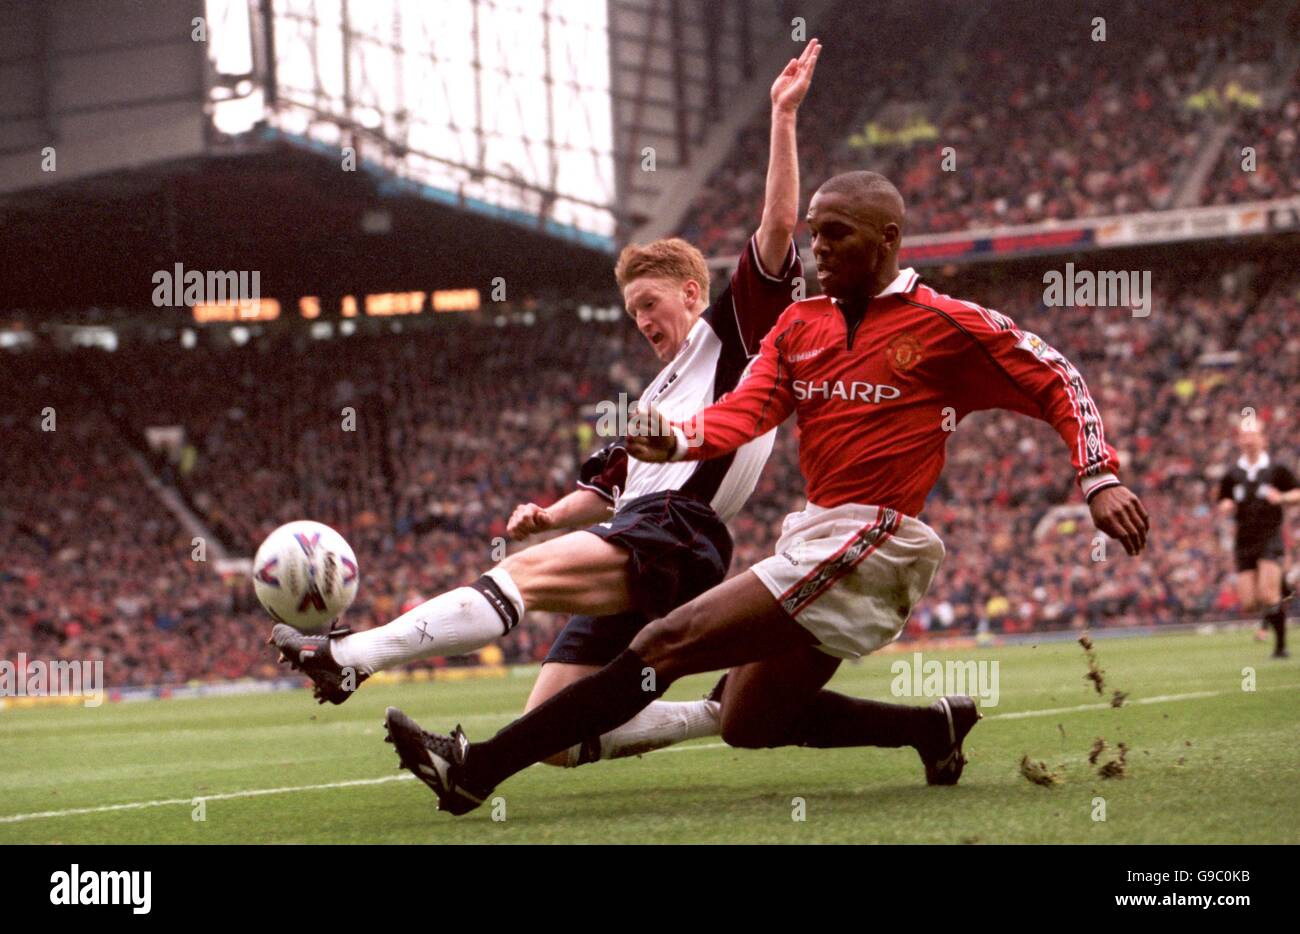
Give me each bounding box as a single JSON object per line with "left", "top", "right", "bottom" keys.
{"left": 564, "top": 699, "right": 721, "bottom": 766}
{"left": 330, "top": 569, "right": 525, "bottom": 675}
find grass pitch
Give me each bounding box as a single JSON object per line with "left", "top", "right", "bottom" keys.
{"left": 2, "top": 630, "right": 1296, "bottom": 844}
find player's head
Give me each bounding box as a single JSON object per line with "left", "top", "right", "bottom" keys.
{"left": 1236, "top": 422, "right": 1267, "bottom": 457}
{"left": 615, "top": 237, "right": 711, "bottom": 362}
{"left": 807, "top": 171, "right": 905, "bottom": 303}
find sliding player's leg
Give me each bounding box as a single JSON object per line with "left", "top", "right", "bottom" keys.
{"left": 717, "top": 648, "right": 977, "bottom": 784}
{"left": 524, "top": 660, "right": 598, "bottom": 711}
{"left": 717, "top": 649, "right": 837, "bottom": 747}
{"left": 272, "top": 530, "right": 631, "bottom": 703}
{"left": 524, "top": 662, "right": 599, "bottom": 765}
{"left": 520, "top": 490, "right": 734, "bottom": 765}
{"left": 713, "top": 503, "right": 978, "bottom": 782}
{"left": 525, "top": 613, "right": 721, "bottom": 767}
{"left": 528, "top": 658, "right": 714, "bottom": 768}
{"left": 384, "top": 570, "right": 817, "bottom": 812}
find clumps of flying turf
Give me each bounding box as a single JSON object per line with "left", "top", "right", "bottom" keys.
{"left": 1020, "top": 755, "right": 1064, "bottom": 786}
{"left": 1020, "top": 638, "right": 1136, "bottom": 784}
{"left": 1087, "top": 738, "right": 1130, "bottom": 778}
{"left": 1088, "top": 737, "right": 1107, "bottom": 765}
{"left": 1097, "top": 742, "right": 1129, "bottom": 779}
{"left": 1079, "top": 633, "right": 1105, "bottom": 694}
{"left": 1078, "top": 633, "right": 1132, "bottom": 707}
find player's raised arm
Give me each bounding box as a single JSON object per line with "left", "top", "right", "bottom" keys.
{"left": 755, "top": 39, "right": 819, "bottom": 274}
{"left": 951, "top": 304, "right": 1150, "bottom": 554}
{"left": 712, "top": 41, "right": 818, "bottom": 359}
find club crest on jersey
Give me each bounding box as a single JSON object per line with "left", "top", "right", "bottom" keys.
{"left": 886, "top": 333, "right": 924, "bottom": 372}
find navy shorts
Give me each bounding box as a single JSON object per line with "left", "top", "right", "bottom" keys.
{"left": 543, "top": 610, "right": 652, "bottom": 667}
{"left": 544, "top": 490, "right": 733, "bottom": 666}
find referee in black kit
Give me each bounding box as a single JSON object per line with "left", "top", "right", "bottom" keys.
{"left": 1217, "top": 423, "right": 1299, "bottom": 657}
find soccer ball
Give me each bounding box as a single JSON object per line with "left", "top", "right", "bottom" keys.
{"left": 252, "top": 520, "right": 359, "bottom": 631}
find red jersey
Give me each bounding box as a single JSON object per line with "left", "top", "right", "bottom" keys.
{"left": 668, "top": 269, "right": 1121, "bottom": 516}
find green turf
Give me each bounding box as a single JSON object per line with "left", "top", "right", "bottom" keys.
{"left": 2, "top": 630, "right": 1297, "bottom": 843}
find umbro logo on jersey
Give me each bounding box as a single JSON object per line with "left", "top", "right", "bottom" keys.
{"left": 787, "top": 346, "right": 829, "bottom": 363}
{"left": 793, "top": 380, "right": 901, "bottom": 403}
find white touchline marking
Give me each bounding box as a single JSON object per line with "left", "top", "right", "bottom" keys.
{"left": 2, "top": 684, "right": 1294, "bottom": 825}
{"left": 657, "top": 742, "right": 727, "bottom": 754}
{"left": 985, "top": 689, "right": 1224, "bottom": 721}
{"left": 0, "top": 775, "right": 413, "bottom": 824}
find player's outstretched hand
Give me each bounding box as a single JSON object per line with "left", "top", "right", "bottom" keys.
{"left": 771, "top": 38, "right": 821, "bottom": 113}
{"left": 1089, "top": 485, "right": 1150, "bottom": 556}
{"left": 626, "top": 404, "right": 676, "bottom": 463}
{"left": 507, "top": 502, "right": 553, "bottom": 541}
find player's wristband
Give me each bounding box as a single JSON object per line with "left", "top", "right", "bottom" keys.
{"left": 1081, "top": 471, "right": 1121, "bottom": 502}
{"left": 668, "top": 425, "right": 691, "bottom": 462}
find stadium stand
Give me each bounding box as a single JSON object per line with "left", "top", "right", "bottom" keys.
{"left": 678, "top": 0, "right": 1296, "bottom": 258}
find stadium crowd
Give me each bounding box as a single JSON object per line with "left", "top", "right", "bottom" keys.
{"left": 679, "top": 0, "right": 1297, "bottom": 258}
{"left": 3, "top": 258, "right": 1297, "bottom": 687}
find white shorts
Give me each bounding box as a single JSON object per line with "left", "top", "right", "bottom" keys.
{"left": 750, "top": 502, "right": 946, "bottom": 659}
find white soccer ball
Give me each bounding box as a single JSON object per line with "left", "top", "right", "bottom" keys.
{"left": 252, "top": 520, "right": 359, "bottom": 632}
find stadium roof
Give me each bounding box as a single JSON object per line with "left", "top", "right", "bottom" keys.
{"left": 0, "top": 140, "right": 616, "bottom": 315}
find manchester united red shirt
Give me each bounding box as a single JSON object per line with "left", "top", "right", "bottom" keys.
{"left": 667, "top": 268, "right": 1121, "bottom": 517}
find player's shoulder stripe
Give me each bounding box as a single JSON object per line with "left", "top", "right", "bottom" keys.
{"left": 917, "top": 287, "right": 1013, "bottom": 332}
{"left": 896, "top": 293, "right": 1029, "bottom": 396}
{"left": 915, "top": 283, "right": 980, "bottom": 313}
